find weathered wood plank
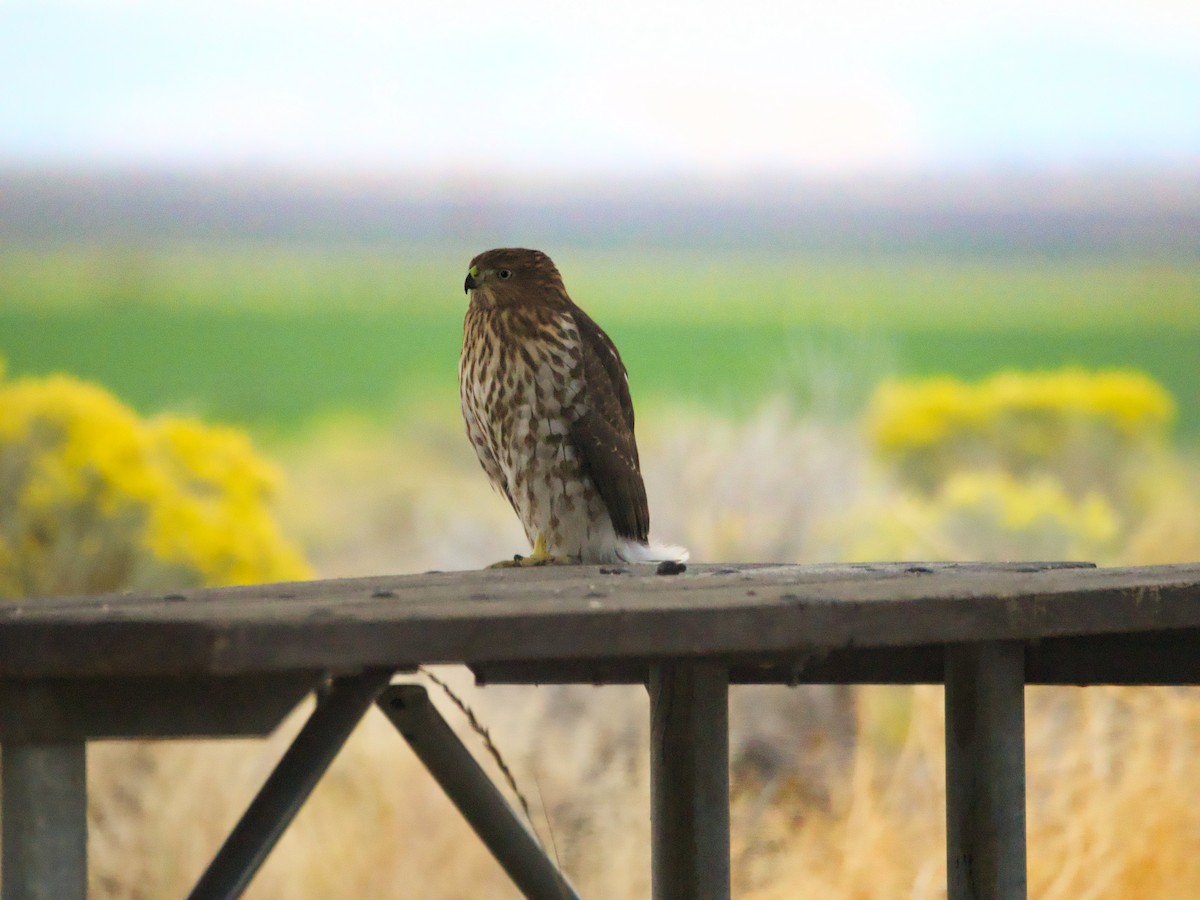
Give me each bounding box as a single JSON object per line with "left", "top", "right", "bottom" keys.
{"left": 474, "top": 628, "right": 1200, "bottom": 685}
{"left": 0, "top": 563, "right": 1197, "bottom": 678}
{"left": 0, "top": 673, "right": 322, "bottom": 741}
{"left": 0, "top": 562, "right": 1106, "bottom": 623}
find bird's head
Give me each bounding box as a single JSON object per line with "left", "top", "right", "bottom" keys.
{"left": 464, "top": 248, "right": 569, "bottom": 309}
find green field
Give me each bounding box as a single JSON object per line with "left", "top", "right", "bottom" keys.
{"left": 2, "top": 244, "right": 1198, "bottom": 439}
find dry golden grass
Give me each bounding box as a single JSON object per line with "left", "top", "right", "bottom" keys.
{"left": 82, "top": 407, "right": 1200, "bottom": 898}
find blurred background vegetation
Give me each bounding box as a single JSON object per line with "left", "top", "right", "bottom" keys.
{"left": 2, "top": 174, "right": 1198, "bottom": 439}
{"left": 3, "top": 0, "right": 1200, "bottom": 896}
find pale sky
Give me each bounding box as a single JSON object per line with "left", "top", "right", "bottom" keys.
{"left": 1, "top": 0, "right": 1198, "bottom": 176}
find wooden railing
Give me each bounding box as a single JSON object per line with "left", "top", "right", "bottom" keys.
{"left": 2, "top": 560, "right": 1199, "bottom": 899}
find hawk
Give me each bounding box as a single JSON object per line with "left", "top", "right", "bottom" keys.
{"left": 460, "top": 248, "right": 686, "bottom": 566}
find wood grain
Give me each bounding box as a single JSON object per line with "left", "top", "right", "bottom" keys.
{"left": 2, "top": 562, "right": 1198, "bottom": 680}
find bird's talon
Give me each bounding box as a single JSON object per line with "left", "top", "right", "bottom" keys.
{"left": 526, "top": 553, "right": 577, "bottom": 566}
{"left": 486, "top": 552, "right": 575, "bottom": 569}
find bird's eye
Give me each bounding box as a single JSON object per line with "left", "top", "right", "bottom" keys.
{"left": 497, "top": 269, "right": 512, "bottom": 279}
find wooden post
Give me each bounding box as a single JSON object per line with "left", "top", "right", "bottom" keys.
{"left": 945, "top": 642, "right": 1027, "bottom": 900}
{"left": 2, "top": 742, "right": 88, "bottom": 900}
{"left": 649, "top": 662, "right": 730, "bottom": 900}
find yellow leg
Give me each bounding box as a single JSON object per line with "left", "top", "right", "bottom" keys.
{"left": 488, "top": 533, "right": 576, "bottom": 568}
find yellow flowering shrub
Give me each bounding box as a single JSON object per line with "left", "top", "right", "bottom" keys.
{"left": 866, "top": 369, "right": 1176, "bottom": 495}
{"left": 0, "top": 367, "right": 310, "bottom": 598}
{"left": 859, "top": 368, "right": 1182, "bottom": 563}
{"left": 931, "top": 469, "right": 1120, "bottom": 559}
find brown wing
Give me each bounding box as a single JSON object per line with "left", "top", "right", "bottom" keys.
{"left": 568, "top": 307, "right": 650, "bottom": 542}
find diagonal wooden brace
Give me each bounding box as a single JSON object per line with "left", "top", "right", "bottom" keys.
{"left": 378, "top": 684, "right": 579, "bottom": 900}
{"left": 188, "top": 669, "right": 394, "bottom": 900}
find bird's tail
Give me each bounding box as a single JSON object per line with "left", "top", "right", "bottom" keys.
{"left": 616, "top": 540, "right": 690, "bottom": 564}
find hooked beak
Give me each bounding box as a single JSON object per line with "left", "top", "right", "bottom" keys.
{"left": 464, "top": 265, "right": 480, "bottom": 294}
